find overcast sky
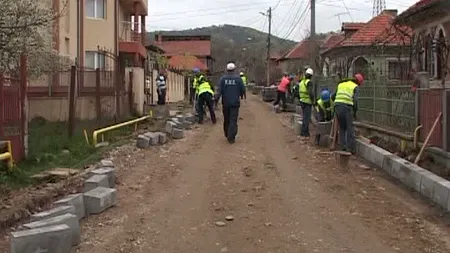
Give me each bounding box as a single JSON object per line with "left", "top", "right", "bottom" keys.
{"left": 145, "top": 0, "right": 417, "bottom": 42}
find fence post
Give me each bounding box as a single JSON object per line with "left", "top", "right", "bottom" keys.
{"left": 0, "top": 74, "right": 3, "bottom": 139}
{"left": 443, "top": 90, "right": 448, "bottom": 151}
{"left": 20, "top": 54, "right": 28, "bottom": 158}
{"left": 115, "top": 64, "right": 121, "bottom": 120}
{"left": 95, "top": 68, "right": 101, "bottom": 120}
{"left": 128, "top": 71, "right": 133, "bottom": 115}
{"left": 68, "top": 66, "right": 76, "bottom": 138}
{"left": 415, "top": 88, "right": 419, "bottom": 127}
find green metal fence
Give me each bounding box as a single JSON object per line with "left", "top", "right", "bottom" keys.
{"left": 316, "top": 77, "right": 416, "bottom": 133}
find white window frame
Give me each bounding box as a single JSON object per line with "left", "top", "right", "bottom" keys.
{"left": 86, "top": 0, "right": 105, "bottom": 19}
{"left": 85, "top": 51, "right": 105, "bottom": 70}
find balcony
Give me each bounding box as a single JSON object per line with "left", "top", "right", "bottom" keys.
{"left": 119, "top": 21, "right": 147, "bottom": 59}
{"left": 119, "top": 0, "right": 147, "bottom": 15}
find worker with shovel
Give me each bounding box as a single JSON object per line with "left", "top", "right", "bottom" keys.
{"left": 332, "top": 73, "right": 364, "bottom": 154}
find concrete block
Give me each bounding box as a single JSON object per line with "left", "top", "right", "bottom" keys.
{"left": 30, "top": 205, "right": 76, "bottom": 222}
{"left": 143, "top": 132, "right": 159, "bottom": 146}
{"left": 360, "top": 142, "right": 390, "bottom": 168}
{"left": 175, "top": 115, "right": 186, "bottom": 122}
{"left": 98, "top": 159, "right": 114, "bottom": 168}
{"left": 169, "top": 118, "right": 183, "bottom": 129}
{"left": 318, "top": 135, "right": 330, "bottom": 147}
{"left": 155, "top": 132, "right": 168, "bottom": 144}
{"left": 84, "top": 174, "right": 109, "bottom": 192}
{"left": 88, "top": 167, "right": 116, "bottom": 188}
{"left": 172, "top": 128, "right": 184, "bottom": 139}
{"left": 165, "top": 121, "right": 177, "bottom": 135}
{"left": 54, "top": 194, "right": 85, "bottom": 220}
{"left": 317, "top": 121, "right": 332, "bottom": 135}
{"left": 136, "top": 134, "right": 150, "bottom": 149}
{"left": 295, "top": 105, "right": 302, "bottom": 114}
{"left": 432, "top": 178, "right": 450, "bottom": 210}
{"left": 294, "top": 120, "right": 302, "bottom": 136}
{"left": 420, "top": 172, "right": 441, "bottom": 199}
{"left": 384, "top": 156, "right": 424, "bottom": 192}
{"left": 356, "top": 140, "right": 371, "bottom": 159}
{"left": 22, "top": 214, "right": 80, "bottom": 246}
{"left": 290, "top": 114, "right": 301, "bottom": 128}
{"left": 273, "top": 105, "right": 281, "bottom": 113}
{"left": 83, "top": 187, "right": 117, "bottom": 214}
{"left": 184, "top": 113, "right": 196, "bottom": 123}
{"left": 10, "top": 224, "right": 72, "bottom": 253}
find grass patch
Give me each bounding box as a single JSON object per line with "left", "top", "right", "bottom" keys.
{"left": 0, "top": 117, "right": 137, "bottom": 188}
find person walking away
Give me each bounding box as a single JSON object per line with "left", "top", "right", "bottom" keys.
{"left": 191, "top": 68, "right": 201, "bottom": 104}
{"left": 273, "top": 73, "right": 291, "bottom": 111}
{"left": 331, "top": 73, "right": 364, "bottom": 154}
{"left": 314, "top": 89, "right": 333, "bottom": 145}
{"left": 240, "top": 72, "right": 248, "bottom": 99}
{"left": 215, "top": 62, "right": 245, "bottom": 144}
{"left": 299, "top": 68, "right": 315, "bottom": 142}
{"left": 197, "top": 76, "right": 216, "bottom": 124}
{"left": 156, "top": 75, "right": 167, "bottom": 105}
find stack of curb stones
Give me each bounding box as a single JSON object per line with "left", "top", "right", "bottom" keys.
{"left": 252, "top": 86, "right": 263, "bottom": 95}
{"left": 10, "top": 159, "right": 118, "bottom": 253}
{"left": 136, "top": 112, "right": 196, "bottom": 149}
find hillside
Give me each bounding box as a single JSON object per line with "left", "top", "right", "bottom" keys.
{"left": 147, "top": 25, "right": 297, "bottom": 79}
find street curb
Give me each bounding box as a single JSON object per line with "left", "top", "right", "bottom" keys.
{"left": 355, "top": 140, "right": 450, "bottom": 212}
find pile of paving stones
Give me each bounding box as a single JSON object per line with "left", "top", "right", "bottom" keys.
{"left": 10, "top": 159, "right": 117, "bottom": 253}
{"left": 136, "top": 112, "right": 196, "bottom": 149}
{"left": 251, "top": 86, "right": 263, "bottom": 95}
{"left": 261, "top": 86, "right": 277, "bottom": 102}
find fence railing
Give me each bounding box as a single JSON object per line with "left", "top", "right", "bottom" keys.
{"left": 119, "top": 21, "right": 146, "bottom": 44}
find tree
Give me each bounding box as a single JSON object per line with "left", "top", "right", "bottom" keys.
{"left": 0, "top": 0, "right": 71, "bottom": 77}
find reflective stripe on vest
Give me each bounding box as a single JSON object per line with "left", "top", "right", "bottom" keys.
{"left": 193, "top": 77, "right": 198, "bottom": 88}
{"left": 335, "top": 81, "right": 357, "bottom": 105}
{"left": 241, "top": 76, "right": 248, "bottom": 86}
{"left": 198, "top": 82, "right": 214, "bottom": 96}
{"left": 299, "top": 79, "right": 312, "bottom": 104}
{"left": 195, "top": 75, "right": 204, "bottom": 94}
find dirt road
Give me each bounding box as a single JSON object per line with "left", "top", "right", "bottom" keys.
{"left": 74, "top": 96, "right": 450, "bottom": 253}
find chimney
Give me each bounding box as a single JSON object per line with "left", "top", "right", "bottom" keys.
{"left": 382, "top": 9, "right": 398, "bottom": 17}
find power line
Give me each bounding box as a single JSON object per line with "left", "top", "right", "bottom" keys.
{"left": 340, "top": 0, "right": 354, "bottom": 21}
{"left": 280, "top": 1, "right": 309, "bottom": 40}
{"left": 272, "top": 0, "right": 283, "bottom": 10}
{"left": 276, "top": 0, "right": 303, "bottom": 39}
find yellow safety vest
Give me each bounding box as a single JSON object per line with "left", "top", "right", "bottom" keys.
{"left": 334, "top": 81, "right": 358, "bottom": 105}
{"left": 299, "top": 79, "right": 312, "bottom": 104}
{"left": 197, "top": 81, "right": 214, "bottom": 96}
{"left": 315, "top": 99, "right": 334, "bottom": 113}
{"left": 193, "top": 77, "right": 198, "bottom": 89}
{"left": 241, "top": 76, "right": 248, "bottom": 86}
{"left": 195, "top": 75, "right": 204, "bottom": 94}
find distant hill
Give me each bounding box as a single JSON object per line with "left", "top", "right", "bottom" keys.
{"left": 147, "top": 25, "right": 297, "bottom": 80}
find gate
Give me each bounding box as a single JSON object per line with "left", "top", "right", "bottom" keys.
{"left": 0, "top": 75, "right": 25, "bottom": 161}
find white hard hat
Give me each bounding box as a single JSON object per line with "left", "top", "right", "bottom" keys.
{"left": 305, "top": 68, "right": 314, "bottom": 75}
{"left": 159, "top": 76, "right": 165, "bottom": 81}
{"left": 226, "top": 63, "right": 236, "bottom": 71}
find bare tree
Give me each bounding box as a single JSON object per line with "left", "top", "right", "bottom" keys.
{"left": 0, "top": 0, "right": 71, "bottom": 77}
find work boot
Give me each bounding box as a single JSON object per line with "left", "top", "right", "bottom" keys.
{"left": 228, "top": 138, "right": 235, "bottom": 144}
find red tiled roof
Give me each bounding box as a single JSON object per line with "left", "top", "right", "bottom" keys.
{"left": 168, "top": 55, "right": 208, "bottom": 70}
{"left": 342, "top": 22, "right": 365, "bottom": 31}
{"left": 282, "top": 40, "right": 311, "bottom": 59}
{"left": 155, "top": 40, "right": 211, "bottom": 57}
{"left": 340, "top": 11, "right": 411, "bottom": 46}
{"left": 321, "top": 33, "right": 344, "bottom": 49}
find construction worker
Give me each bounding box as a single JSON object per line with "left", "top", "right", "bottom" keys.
{"left": 193, "top": 68, "right": 205, "bottom": 116}
{"left": 332, "top": 73, "right": 364, "bottom": 154}
{"left": 314, "top": 89, "right": 333, "bottom": 145}
{"left": 191, "top": 68, "right": 200, "bottom": 104}
{"left": 273, "top": 73, "right": 292, "bottom": 111}
{"left": 215, "top": 62, "right": 245, "bottom": 144}
{"left": 197, "top": 75, "right": 216, "bottom": 124}
{"left": 156, "top": 75, "right": 166, "bottom": 105}
{"left": 299, "top": 68, "right": 315, "bottom": 141}
{"left": 240, "top": 72, "right": 248, "bottom": 99}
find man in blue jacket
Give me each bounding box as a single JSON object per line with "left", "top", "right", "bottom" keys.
{"left": 215, "top": 62, "right": 245, "bottom": 144}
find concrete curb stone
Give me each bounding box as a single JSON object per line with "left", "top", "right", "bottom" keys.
{"left": 88, "top": 167, "right": 116, "bottom": 188}
{"left": 22, "top": 214, "right": 80, "bottom": 246}
{"left": 155, "top": 132, "right": 168, "bottom": 144}
{"left": 143, "top": 132, "right": 159, "bottom": 146}
{"left": 83, "top": 187, "right": 117, "bottom": 215}
{"left": 54, "top": 194, "right": 85, "bottom": 220}
{"left": 30, "top": 205, "right": 76, "bottom": 222}
{"left": 136, "top": 135, "right": 150, "bottom": 149}
{"left": 172, "top": 128, "right": 184, "bottom": 139}
{"left": 165, "top": 121, "right": 177, "bottom": 135}
{"left": 10, "top": 224, "right": 72, "bottom": 253}
{"left": 84, "top": 174, "right": 109, "bottom": 192}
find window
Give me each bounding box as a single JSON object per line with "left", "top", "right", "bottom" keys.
{"left": 388, "top": 61, "right": 408, "bottom": 80}
{"left": 86, "top": 0, "right": 105, "bottom": 19}
{"left": 85, "top": 51, "right": 105, "bottom": 69}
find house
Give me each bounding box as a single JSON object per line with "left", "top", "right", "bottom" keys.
{"left": 152, "top": 34, "right": 214, "bottom": 73}
{"left": 53, "top": 0, "right": 148, "bottom": 70}
{"left": 320, "top": 10, "right": 412, "bottom": 80}
{"left": 395, "top": 0, "right": 450, "bottom": 85}
{"left": 275, "top": 35, "right": 326, "bottom": 74}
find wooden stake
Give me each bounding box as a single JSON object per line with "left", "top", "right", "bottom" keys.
{"left": 414, "top": 112, "right": 442, "bottom": 164}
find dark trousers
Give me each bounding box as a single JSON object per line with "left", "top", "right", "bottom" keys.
{"left": 222, "top": 106, "right": 239, "bottom": 142}
{"left": 243, "top": 90, "right": 247, "bottom": 99}
{"left": 273, "top": 91, "right": 286, "bottom": 110}
{"left": 197, "top": 92, "right": 216, "bottom": 124}
{"left": 157, "top": 88, "right": 166, "bottom": 105}
{"left": 335, "top": 104, "right": 355, "bottom": 153}
{"left": 300, "top": 101, "right": 312, "bottom": 137}
{"left": 189, "top": 88, "right": 196, "bottom": 104}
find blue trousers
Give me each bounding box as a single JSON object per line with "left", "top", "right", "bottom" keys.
{"left": 300, "top": 102, "right": 312, "bottom": 137}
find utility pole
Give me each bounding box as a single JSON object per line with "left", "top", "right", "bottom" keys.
{"left": 266, "top": 7, "right": 272, "bottom": 86}
{"left": 310, "top": 0, "right": 316, "bottom": 71}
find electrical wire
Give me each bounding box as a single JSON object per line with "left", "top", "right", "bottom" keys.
{"left": 272, "top": 0, "right": 283, "bottom": 10}
{"left": 279, "top": 0, "right": 308, "bottom": 40}
{"left": 340, "top": 0, "right": 354, "bottom": 21}
{"left": 275, "top": 0, "right": 302, "bottom": 38}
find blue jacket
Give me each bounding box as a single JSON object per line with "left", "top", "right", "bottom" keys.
{"left": 216, "top": 73, "right": 245, "bottom": 107}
